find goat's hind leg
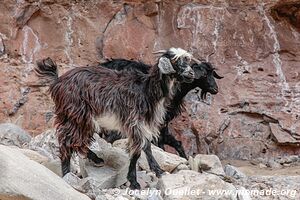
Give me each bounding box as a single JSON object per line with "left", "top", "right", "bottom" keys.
{"left": 143, "top": 140, "right": 165, "bottom": 177}
{"left": 161, "top": 126, "right": 188, "bottom": 159}
{"left": 59, "top": 142, "right": 73, "bottom": 176}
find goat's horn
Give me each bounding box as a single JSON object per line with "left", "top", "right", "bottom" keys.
{"left": 152, "top": 50, "right": 167, "bottom": 54}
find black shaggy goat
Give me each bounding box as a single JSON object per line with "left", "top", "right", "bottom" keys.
{"left": 35, "top": 47, "right": 197, "bottom": 189}
{"left": 99, "top": 58, "right": 223, "bottom": 159}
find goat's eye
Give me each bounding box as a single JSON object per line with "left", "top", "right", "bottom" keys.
{"left": 184, "top": 57, "right": 191, "bottom": 63}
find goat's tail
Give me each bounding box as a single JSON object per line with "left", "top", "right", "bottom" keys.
{"left": 35, "top": 57, "right": 59, "bottom": 84}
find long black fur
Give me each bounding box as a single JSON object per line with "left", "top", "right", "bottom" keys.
{"left": 100, "top": 59, "right": 223, "bottom": 159}
{"left": 35, "top": 50, "right": 195, "bottom": 190}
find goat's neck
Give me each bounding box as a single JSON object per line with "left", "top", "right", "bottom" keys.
{"left": 173, "top": 82, "right": 196, "bottom": 102}
{"left": 146, "top": 66, "right": 175, "bottom": 99}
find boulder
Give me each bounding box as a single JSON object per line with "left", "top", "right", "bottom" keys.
{"left": 157, "top": 170, "right": 237, "bottom": 200}
{"left": 0, "top": 145, "right": 90, "bottom": 200}
{"left": 0, "top": 123, "right": 31, "bottom": 147}
{"left": 28, "top": 129, "right": 59, "bottom": 160}
{"left": 15, "top": 147, "right": 49, "bottom": 164}
{"left": 80, "top": 137, "right": 129, "bottom": 189}
{"left": 113, "top": 139, "right": 188, "bottom": 172}
{"left": 189, "top": 154, "right": 225, "bottom": 176}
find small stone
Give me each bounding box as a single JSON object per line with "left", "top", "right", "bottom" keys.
{"left": 283, "top": 163, "right": 291, "bottom": 167}
{"left": 249, "top": 160, "right": 260, "bottom": 165}
{"left": 287, "top": 155, "right": 299, "bottom": 163}
{"left": 267, "top": 159, "right": 282, "bottom": 169}
{"left": 259, "top": 163, "right": 267, "bottom": 168}
{"left": 0, "top": 36, "right": 5, "bottom": 56}
{"left": 177, "top": 163, "right": 190, "bottom": 170}
{"left": 224, "top": 164, "right": 246, "bottom": 179}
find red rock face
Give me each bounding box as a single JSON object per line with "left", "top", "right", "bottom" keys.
{"left": 0, "top": 0, "right": 299, "bottom": 160}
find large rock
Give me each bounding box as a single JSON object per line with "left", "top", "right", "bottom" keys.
{"left": 113, "top": 139, "right": 188, "bottom": 173}
{"left": 0, "top": 145, "right": 90, "bottom": 200}
{"left": 14, "top": 146, "right": 49, "bottom": 164}
{"left": 157, "top": 170, "right": 237, "bottom": 200}
{"left": 189, "top": 154, "right": 225, "bottom": 176}
{"left": 29, "top": 129, "right": 80, "bottom": 176}
{"left": 29, "top": 129, "right": 59, "bottom": 160}
{"left": 0, "top": 123, "right": 31, "bottom": 147}
{"left": 80, "top": 137, "right": 129, "bottom": 189}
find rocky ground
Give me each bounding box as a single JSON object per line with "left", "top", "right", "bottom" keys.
{"left": 1, "top": 123, "right": 300, "bottom": 200}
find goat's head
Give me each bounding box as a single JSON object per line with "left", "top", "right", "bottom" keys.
{"left": 192, "top": 61, "right": 223, "bottom": 99}
{"left": 154, "top": 47, "right": 195, "bottom": 83}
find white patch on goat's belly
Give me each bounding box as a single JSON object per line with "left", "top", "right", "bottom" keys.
{"left": 93, "top": 113, "right": 122, "bottom": 132}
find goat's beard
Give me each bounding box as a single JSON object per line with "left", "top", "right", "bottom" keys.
{"left": 200, "top": 90, "right": 207, "bottom": 100}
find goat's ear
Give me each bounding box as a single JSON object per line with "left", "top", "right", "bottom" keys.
{"left": 158, "top": 57, "right": 176, "bottom": 74}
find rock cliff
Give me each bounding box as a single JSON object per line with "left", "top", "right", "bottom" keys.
{"left": 0, "top": 0, "right": 299, "bottom": 161}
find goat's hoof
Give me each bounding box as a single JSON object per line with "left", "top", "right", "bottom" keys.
{"left": 179, "top": 153, "right": 188, "bottom": 160}
{"left": 129, "top": 182, "right": 141, "bottom": 190}
{"left": 154, "top": 168, "right": 165, "bottom": 178}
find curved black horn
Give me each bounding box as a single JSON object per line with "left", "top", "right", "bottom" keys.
{"left": 213, "top": 71, "right": 224, "bottom": 79}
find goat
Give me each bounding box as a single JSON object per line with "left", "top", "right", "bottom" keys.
{"left": 99, "top": 58, "right": 223, "bottom": 159}
{"left": 35, "top": 47, "right": 197, "bottom": 189}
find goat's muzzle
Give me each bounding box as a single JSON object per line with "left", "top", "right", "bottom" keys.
{"left": 210, "top": 87, "right": 218, "bottom": 94}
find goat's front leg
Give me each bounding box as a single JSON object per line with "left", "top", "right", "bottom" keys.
{"left": 127, "top": 152, "right": 141, "bottom": 189}
{"left": 143, "top": 140, "right": 165, "bottom": 177}
{"left": 161, "top": 126, "right": 188, "bottom": 159}
{"left": 157, "top": 133, "right": 165, "bottom": 150}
